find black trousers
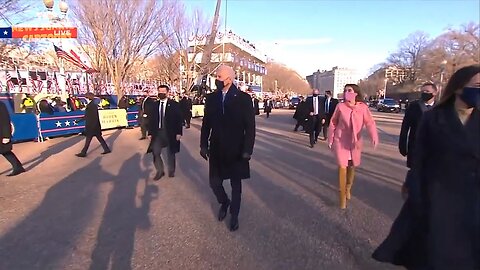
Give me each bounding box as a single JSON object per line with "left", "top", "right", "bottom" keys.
{"left": 294, "top": 120, "right": 303, "bottom": 131}
{"left": 80, "top": 134, "right": 110, "bottom": 154}
{"left": 209, "top": 176, "right": 242, "bottom": 217}
{"left": 309, "top": 115, "right": 322, "bottom": 144}
{"left": 152, "top": 132, "right": 175, "bottom": 175}
{"left": 2, "top": 151, "right": 24, "bottom": 171}
{"left": 183, "top": 113, "right": 192, "bottom": 127}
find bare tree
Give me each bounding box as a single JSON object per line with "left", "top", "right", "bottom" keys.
{"left": 148, "top": 3, "right": 211, "bottom": 92}
{"left": 387, "top": 31, "right": 430, "bottom": 83}
{"left": 71, "top": 0, "right": 176, "bottom": 98}
{"left": 0, "top": 0, "right": 38, "bottom": 68}
{"left": 263, "top": 62, "right": 310, "bottom": 94}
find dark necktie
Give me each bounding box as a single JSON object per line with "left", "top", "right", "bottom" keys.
{"left": 325, "top": 99, "right": 329, "bottom": 113}
{"left": 160, "top": 101, "right": 164, "bottom": 129}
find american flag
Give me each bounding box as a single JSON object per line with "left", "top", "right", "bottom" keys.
{"left": 46, "top": 74, "right": 53, "bottom": 93}
{"left": 36, "top": 71, "right": 44, "bottom": 92}
{"left": 6, "top": 71, "right": 14, "bottom": 92}
{"left": 16, "top": 67, "right": 24, "bottom": 92}
{"left": 53, "top": 44, "right": 88, "bottom": 71}
{"left": 53, "top": 72, "right": 60, "bottom": 93}
{"left": 66, "top": 73, "right": 73, "bottom": 94}
{"left": 29, "top": 70, "right": 37, "bottom": 92}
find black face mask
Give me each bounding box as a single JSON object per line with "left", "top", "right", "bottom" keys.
{"left": 459, "top": 87, "right": 480, "bottom": 109}
{"left": 215, "top": 79, "right": 225, "bottom": 91}
{"left": 421, "top": 92, "right": 434, "bottom": 102}
{"left": 313, "top": 94, "right": 318, "bottom": 97}
{"left": 158, "top": 93, "right": 167, "bottom": 100}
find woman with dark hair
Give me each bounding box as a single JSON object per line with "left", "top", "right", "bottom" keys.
{"left": 373, "top": 64, "right": 480, "bottom": 269}
{"left": 327, "top": 84, "right": 378, "bottom": 209}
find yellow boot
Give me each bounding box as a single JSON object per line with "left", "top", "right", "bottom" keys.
{"left": 338, "top": 167, "right": 347, "bottom": 209}
{"left": 346, "top": 166, "right": 355, "bottom": 200}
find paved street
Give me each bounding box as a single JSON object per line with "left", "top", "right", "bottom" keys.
{"left": 0, "top": 109, "right": 406, "bottom": 270}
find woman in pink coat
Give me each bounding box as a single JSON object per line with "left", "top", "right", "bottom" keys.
{"left": 328, "top": 84, "right": 378, "bottom": 209}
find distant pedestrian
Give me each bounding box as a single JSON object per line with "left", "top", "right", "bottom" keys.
{"left": 75, "top": 93, "right": 111, "bottom": 157}
{"left": 0, "top": 101, "right": 25, "bottom": 176}
{"left": 322, "top": 90, "right": 338, "bottom": 140}
{"left": 328, "top": 84, "right": 378, "bottom": 209}
{"left": 179, "top": 94, "right": 193, "bottom": 128}
{"left": 263, "top": 97, "right": 273, "bottom": 118}
{"left": 305, "top": 89, "right": 326, "bottom": 147}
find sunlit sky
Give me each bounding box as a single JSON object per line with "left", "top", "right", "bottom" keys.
{"left": 185, "top": 0, "right": 480, "bottom": 77}
{"left": 2, "top": 0, "right": 479, "bottom": 78}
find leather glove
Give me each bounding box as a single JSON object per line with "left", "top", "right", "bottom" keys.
{"left": 200, "top": 148, "right": 209, "bottom": 161}
{"left": 242, "top": 152, "right": 251, "bottom": 161}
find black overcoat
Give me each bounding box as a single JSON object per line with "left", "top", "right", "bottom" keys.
{"left": 0, "top": 102, "right": 13, "bottom": 154}
{"left": 201, "top": 85, "right": 255, "bottom": 180}
{"left": 78, "top": 101, "right": 102, "bottom": 136}
{"left": 399, "top": 100, "right": 431, "bottom": 168}
{"left": 373, "top": 103, "right": 480, "bottom": 269}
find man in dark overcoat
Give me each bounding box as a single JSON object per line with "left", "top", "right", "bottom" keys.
{"left": 0, "top": 102, "right": 25, "bottom": 176}
{"left": 200, "top": 65, "right": 255, "bottom": 232}
{"left": 75, "top": 93, "right": 111, "bottom": 157}
{"left": 146, "top": 85, "right": 183, "bottom": 180}
{"left": 179, "top": 94, "right": 193, "bottom": 128}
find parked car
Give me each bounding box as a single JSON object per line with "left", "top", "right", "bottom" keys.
{"left": 376, "top": 98, "right": 401, "bottom": 113}
{"left": 289, "top": 97, "right": 300, "bottom": 109}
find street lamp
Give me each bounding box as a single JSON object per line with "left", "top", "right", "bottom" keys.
{"left": 439, "top": 60, "right": 447, "bottom": 99}
{"left": 42, "top": 0, "right": 69, "bottom": 22}
{"left": 383, "top": 78, "right": 388, "bottom": 99}
{"left": 42, "top": 0, "right": 69, "bottom": 96}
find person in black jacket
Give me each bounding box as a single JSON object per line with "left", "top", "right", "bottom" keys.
{"left": 293, "top": 96, "right": 307, "bottom": 131}
{"left": 305, "top": 89, "right": 326, "bottom": 147}
{"left": 179, "top": 94, "right": 193, "bottom": 128}
{"left": 263, "top": 97, "right": 273, "bottom": 118}
{"left": 373, "top": 64, "right": 480, "bottom": 270}
{"left": 322, "top": 90, "right": 338, "bottom": 140}
{"left": 200, "top": 65, "right": 255, "bottom": 232}
{"left": 398, "top": 83, "right": 438, "bottom": 198}
{"left": 0, "top": 102, "right": 25, "bottom": 176}
{"left": 146, "top": 85, "right": 183, "bottom": 180}
{"left": 75, "top": 93, "right": 111, "bottom": 157}
{"left": 251, "top": 94, "right": 260, "bottom": 116}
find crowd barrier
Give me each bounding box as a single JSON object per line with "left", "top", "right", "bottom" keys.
{"left": 11, "top": 113, "right": 39, "bottom": 142}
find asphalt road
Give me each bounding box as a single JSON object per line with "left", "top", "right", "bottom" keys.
{"left": 0, "top": 109, "right": 406, "bottom": 270}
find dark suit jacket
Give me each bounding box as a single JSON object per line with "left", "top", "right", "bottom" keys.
{"left": 201, "top": 85, "right": 255, "bottom": 180}
{"left": 374, "top": 104, "right": 480, "bottom": 269}
{"left": 0, "top": 102, "right": 13, "bottom": 154}
{"left": 305, "top": 96, "right": 326, "bottom": 118}
{"left": 253, "top": 98, "right": 260, "bottom": 115}
{"left": 146, "top": 99, "right": 183, "bottom": 154}
{"left": 179, "top": 97, "right": 193, "bottom": 117}
{"left": 324, "top": 97, "right": 338, "bottom": 125}
{"left": 399, "top": 100, "right": 431, "bottom": 168}
{"left": 78, "top": 101, "right": 102, "bottom": 136}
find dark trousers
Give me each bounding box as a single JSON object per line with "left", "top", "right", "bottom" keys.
{"left": 2, "top": 151, "right": 24, "bottom": 171}
{"left": 183, "top": 113, "right": 191, "bottom": 128}
{"left": 209, "top": 176, "right": 242, "bottom": 217}
{"left": 310, "top": 115, "right": 322, "bottom": 144}
{"left": 294, "top": 120, "right": 303, "bottom": 131}
{"left": 152, "top": 132, "right": 175, "bottom": 175}
{"left": 80, "top": 134, "right": 110, "bottom": 154}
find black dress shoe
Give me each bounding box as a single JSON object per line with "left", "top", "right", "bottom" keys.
{"left": 154, "top": 172, "right": 165, "bottom": 181}
{"left": 309, "top": 143, "right": 314, "bottom": 148}
{"left": 101, "top": 150, "right": 111, "bottom": 155}
{"left": 76, "top": 153, "right": 87, "bottom": 157}
{"left": 7, "top": 168, "right": 26, "bottom": 177}
{"left": 168, "top": 172, "right": 175, "bottom": 178}
{"left": 218, "top": 200, "right": 230, "bottom": 221}
{"left": 229, "top": 216, "right": 239, "bottom": 232}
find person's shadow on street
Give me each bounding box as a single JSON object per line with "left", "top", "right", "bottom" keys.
{"left": 89, "top": 153, "right": 158, "bottom": 270}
